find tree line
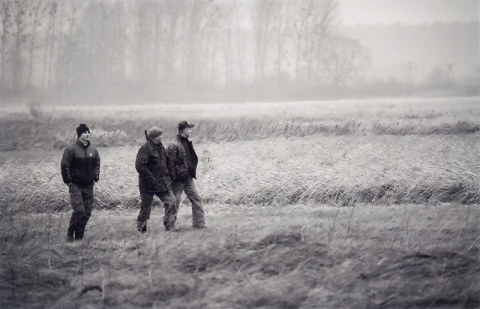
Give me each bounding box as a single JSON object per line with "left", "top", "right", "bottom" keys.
{"left": 0, "top": 0, "right": 370, "bottom": 103}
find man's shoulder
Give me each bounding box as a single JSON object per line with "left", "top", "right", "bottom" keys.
{"left": 167, "top": 138, "right": 181, "bottom": 148}
{"left": 87, "top": 143, "right": 99, "bottom": 152}
{"left": 64, "top": 141, "right": 79, "bottom": 151}
{"left": 138, "top": 142, "right": 149, "bottom": 152}
{"left": 139, "top": 141, "right": 159, "bottom": 154}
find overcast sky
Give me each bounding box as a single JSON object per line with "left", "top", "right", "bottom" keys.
{"left": 338, "top": 0, "right": 480, "bottom": 25}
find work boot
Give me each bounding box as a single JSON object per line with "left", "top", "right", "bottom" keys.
{"left": 165, "top": 223, "right": 176, "bottom": 232}
{"left": 137, "top": 221, "right": 147, "bottom": 233}
{"left": 164, "top": 215, "right": 177, "bottom": 231}
{"left": 166, "top": 226, "right": 180, "bottom": 232}
{"left": 75, "top": 228, "right": 84, "bottom": 240}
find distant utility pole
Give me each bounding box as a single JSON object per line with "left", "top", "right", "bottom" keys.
{"left": 444, "top": 63, "right": 456, "bottom": 86}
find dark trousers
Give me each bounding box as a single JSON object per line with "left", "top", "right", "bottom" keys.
{"left": 67, "top": 183, "right": 94, "bottom": 241}
{"left": 137, "top": 190, "right": 177, "bottom": 231}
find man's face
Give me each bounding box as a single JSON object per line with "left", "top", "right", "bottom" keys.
{"left": 151, "top": 135, "right": 163, "bottom": 144}
{"left": 79, "top": 131, "right": 90, "bottom": 143}
{"left": 182, "top": 127, "right": 192, "bottom": 138}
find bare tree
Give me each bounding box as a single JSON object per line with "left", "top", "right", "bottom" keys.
{"left": 289, "top": 0, "right": 309, "bottom": 80}
{"left": 54, "top": 0, "right": 65, "bottom": 90}
{"left": 41, "top": 0, "right": 57, "bottom": 90}
{"left": 62, "top": 0, "right": 82, "bottom": 93}
{"left": 306, "top": 0, "right": 338, "bottom": 84}
{"left": 269, "top": 1, "right": 291, "bottom": 83}
{"left": 11, "top": 0, "right": 29, "bottom": 94}
{"left": 25, "top": 1, "right": 48, "bottom": 89}
{"left": 235, "top": 6, "right": 248, "bottom": 85}
{"left": 151, "top": 3, "right": 164, "bottom": 83}
{"left": 319, "top": 35, "right": 370, "bottom": 86}
{"left": 112, "top": 0, "right": 127, "bottom": 84}
{"left": 221, "top": 1, "right": 243, "bottom": 86}
{"left": 251, "top": 0, "right": 275, "bottom": 82}
{"left": 0, "top": 0, "right": 13, "bottom": 92}
{"left": 162, "top": 0, "right": 184, "bottom": 84}
{"left": 289, "top": 0, "right": 338, "bottom": 84}
{"left": 182, "top": 0, "right": 214, "bottom": 86}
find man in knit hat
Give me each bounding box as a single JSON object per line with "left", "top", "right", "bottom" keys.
{"left": 167, "top": 121, "right": 206, "bottom": 229}
{"left": 135, "top": 126, "right": 177, "bottom": 232}
{"left": 61, "top": 123, "right": 101, "bottom": 242}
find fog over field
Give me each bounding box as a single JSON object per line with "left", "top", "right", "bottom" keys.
{"left": 0, "top": 0, "right": 478, "bottom": 105}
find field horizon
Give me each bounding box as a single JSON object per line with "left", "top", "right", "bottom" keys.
{"left": 1, "top": 97, "right": 479, "bottom": 151}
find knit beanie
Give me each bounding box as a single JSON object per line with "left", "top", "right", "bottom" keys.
{"left": 76, "top": 123, "right": 90, "bottom": 137}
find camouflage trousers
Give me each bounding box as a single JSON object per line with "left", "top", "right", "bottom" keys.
{"left": 137, "top": 190, "right": 177, "bottom": 232}
{"left": 172, "top": 176, "right": 205, "bottom": 228}
{"left": 68, "top": 183, "right": 94, "bottom": 241}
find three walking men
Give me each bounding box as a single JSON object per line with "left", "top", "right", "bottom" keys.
{"left": 61, "top": 121, "right": 205, "bottom": 241}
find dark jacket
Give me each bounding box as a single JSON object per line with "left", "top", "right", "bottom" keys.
{"left": 136, "top": 140, "right": 172, "bottom": 192}
{"left": 167, "top": 135, "right": 198, "bottom": 181}
{"left": 61, "top": 140, "right": 100, "bottom": 186}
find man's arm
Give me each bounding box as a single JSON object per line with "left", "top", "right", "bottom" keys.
{"left": 135, "top": 146, "right": 159, "bottom": 186}
{"left": 166, "top": 143, "right": 178, "bottom": 180}
{"left": 60, "top": 147, "right": 73, "bottom": 184}
{"left": 94, "top": 148, "right": 101, "bottom": 182}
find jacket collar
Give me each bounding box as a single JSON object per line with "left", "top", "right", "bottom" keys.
{"left": 177, "top": 134, "right": 189, "bottom": 142}
{"left": 76, "top": 139, "right": 90, "bottom": 148}
{"left": 147, "top": 139, "right": 163, "bottom": 151}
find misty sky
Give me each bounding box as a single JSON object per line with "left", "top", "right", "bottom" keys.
{"left": 338, "top": 0, "right": 480, "bottom": 25}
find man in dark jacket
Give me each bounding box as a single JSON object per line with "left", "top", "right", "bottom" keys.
{"left": 167, "top": 121, "right": 206, "bottom": 229}
{"left": 136, "top": 126, "right": 177, "bottom": 232}
{"left": 61, "top": 123, "right": 100, "bottom": 242}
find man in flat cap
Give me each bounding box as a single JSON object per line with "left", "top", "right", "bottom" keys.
{"left": 61, "top": 123, "right": 101, "bottom": 242}
{"left": 167, "top": 121, "right": 206, "bottom": 229}
{"left": 135, "top": 126, "right": 177, "bottom": 232}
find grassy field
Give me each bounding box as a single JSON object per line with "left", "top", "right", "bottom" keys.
{"left": 1, "top": 204, "right": 479, "bottom": 309}
{"left": 0, "top": 97, "right": 479, "bottom": 308}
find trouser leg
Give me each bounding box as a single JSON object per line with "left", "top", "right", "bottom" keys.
{"left": 138, "top": 192, "right": 154, "bottom": 232}
{"left": 68, "top": 184, "right": 85, "bottom": 241}
{"left": 76, "top": 184, "right": 94, "bottom": 240}
{"left": 157, "top": 190, "right": 177, "bottom": 231}
{"left": 184, "top": 177, "right": 205, "bottom": 228}
{"left": 171, "top": 180, "right": 185, "bottom": 210}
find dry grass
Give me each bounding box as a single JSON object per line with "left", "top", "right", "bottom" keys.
{"left": 1, "top": 134, "right": 479, "bottom": 211}
{"left": 0, "top": 97, "right": 479, "bottom": 150}
{"left": 0, "top": 204, "right": 479, "bottom": 308}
